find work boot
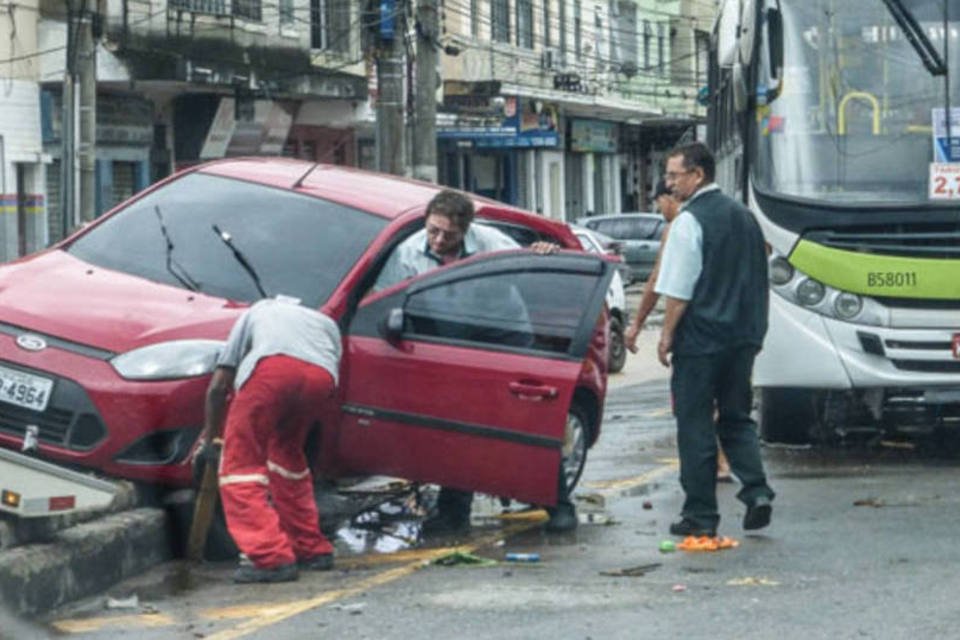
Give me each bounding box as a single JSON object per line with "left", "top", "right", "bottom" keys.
{"left": 422, "top": 487, "right": 472, "bottom": 535}
{"left": 232, "top": 562, "right": 299, "bottom": 584}
{"left": 298, "top": 553, "right": 334, "bottom": 571}
{"left": 743, "top": 495, "right": 773, "bottom": 530}
{"left": 544, "top": 466, "right": 578, "bottom": 533}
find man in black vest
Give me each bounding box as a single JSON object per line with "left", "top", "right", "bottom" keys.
{"left": 655, "top": 142, "right": 775, "bottom": 538}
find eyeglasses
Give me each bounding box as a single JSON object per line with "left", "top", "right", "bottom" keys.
{"left": 426, "top": 224, "right": 464, "bottom": 240}
{"left": 664, "top": 169, "right": 695, "bottom": 180}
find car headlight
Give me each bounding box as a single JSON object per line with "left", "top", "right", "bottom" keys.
{"left": 111, "top": 340, "right": 223, "bottom": 380}
{"left": 834, "top": 292, "right": 863, "bottom": 320}
{"left": 769, "top": 256, "right": 793, "bottom": 285}
{"left": 796, "top": 278, "right": 825, "bottom": 306}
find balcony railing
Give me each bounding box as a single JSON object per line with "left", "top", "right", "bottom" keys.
{"left": 169, "top": 0, "right": 228, "bottom": 15}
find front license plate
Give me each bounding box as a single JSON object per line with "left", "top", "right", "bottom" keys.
{"left": 0, "top": 365, "right": 53, "bottom": 412}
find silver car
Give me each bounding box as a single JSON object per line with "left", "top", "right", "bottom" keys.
{"left": 576, "top": 213, "right": 665, "bottom": 283}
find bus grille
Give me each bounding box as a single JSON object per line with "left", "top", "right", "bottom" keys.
{"left": 805, "top": 224, "right": 960, "bottom": 259}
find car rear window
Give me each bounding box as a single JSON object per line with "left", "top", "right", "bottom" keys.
{"left": 67, "top": 173, "right": 387, "bottom": 307}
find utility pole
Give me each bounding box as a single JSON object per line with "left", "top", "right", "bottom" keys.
{"left": 61, "top": 1, "right": 77, "bottom": 239}
{"left": 376, "top": 0, "right": 407, "bottom": 175}
{"left": 77, "top": 7, "right": 97, "bottom": 222}
{"left": 412, "top": 0, "right": 438, "bottom": 183}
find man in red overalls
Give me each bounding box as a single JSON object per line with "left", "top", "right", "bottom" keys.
{"left": 198, "top": 297, "right": 341, "bottom": 583}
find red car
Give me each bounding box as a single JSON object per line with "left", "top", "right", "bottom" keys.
{"left": 0, "top": 159, "right": 615, "bottom": 507}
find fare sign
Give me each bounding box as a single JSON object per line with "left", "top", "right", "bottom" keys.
{"left": 928, "top": 163, "right": 960, "bottom": 200}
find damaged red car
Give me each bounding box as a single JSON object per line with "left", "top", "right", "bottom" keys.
{"left": 0, "top": 159, "right": 614, "bottom": 506}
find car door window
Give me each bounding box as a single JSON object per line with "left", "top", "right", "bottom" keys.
{"left": 405, "top": 269, "right": 598, "bottom": 355}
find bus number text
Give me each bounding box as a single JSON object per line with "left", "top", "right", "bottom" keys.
{"left": 866, "top": 272, "right": 917, "bottom": 288}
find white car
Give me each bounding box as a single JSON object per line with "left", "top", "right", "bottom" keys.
{"left": 571, "top": 225, "right": 628, "bottom": 373}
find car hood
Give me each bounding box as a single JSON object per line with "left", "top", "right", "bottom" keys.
{"left": 0, "top": 250, "right": 242, "bottom": 353}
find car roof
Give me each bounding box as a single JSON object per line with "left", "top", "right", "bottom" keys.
{"left": 585, "top": 212, "right": 662, "bottom": 222}
{"left": 196, "top": 157, "right": 524, "bottom": 221}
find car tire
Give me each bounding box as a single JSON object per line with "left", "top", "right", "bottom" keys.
{"left": 758, "top": 387, "right": 815, "bottom": 444}
{"left": 561, "top": 405, "right": 591, "bottom": 492}
{"left": 608, "top": 316, "right": 626, "bottom": 373}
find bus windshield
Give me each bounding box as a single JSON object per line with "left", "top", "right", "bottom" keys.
{"left": 754, "top": 0, "right": 960, "bottom": 205}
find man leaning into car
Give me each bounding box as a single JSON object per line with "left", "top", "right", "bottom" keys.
{"left": 197, "top": 297, "right": 341, "bottom": 584}
{"left": 373, "top": 189, "right": 576, "bottom": 535}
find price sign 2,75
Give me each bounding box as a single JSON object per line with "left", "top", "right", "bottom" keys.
{"left": 929, "top": 163, "right": 960, "bottom": 199}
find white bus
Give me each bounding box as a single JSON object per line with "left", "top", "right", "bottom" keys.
{"left": 709, "top": 0, "right": 960, "bottom": 443}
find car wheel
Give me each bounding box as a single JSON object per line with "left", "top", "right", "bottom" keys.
{"left": 758, "top": 387, "right": 815, "bottom": 444}
{"left": 561, "top": 406, "right": 591, "bottom": 492}
{"left": 608, "top": 316, "right": 626, "bottom": 373}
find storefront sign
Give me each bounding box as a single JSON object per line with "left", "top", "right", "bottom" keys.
{"left": 438, "top": 96, "right": 559, "bottom": 148}
{"left": 570, "top": 119, "right": 617, "bottom": 153}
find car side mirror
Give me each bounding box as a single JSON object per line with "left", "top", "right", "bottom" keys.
{"left": 379, "top": 307, "right": 405, "bottom": 344}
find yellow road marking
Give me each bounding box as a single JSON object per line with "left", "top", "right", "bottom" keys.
{"left": 52, "top": 613, "right": 176, "bottom": 633}
{"left": 582, "top": 459, "right": 678, "bottom": 493}
{"left": 200, "top": 522, "right": 538, "bottom": 639}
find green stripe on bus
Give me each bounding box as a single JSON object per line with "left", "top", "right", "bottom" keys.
{"left": 789, "top": 240, "right": 960, "bottom": 299}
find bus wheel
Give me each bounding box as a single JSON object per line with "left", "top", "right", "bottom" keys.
{"left": 758, "top": 388, "right": 815, "bottom": 444}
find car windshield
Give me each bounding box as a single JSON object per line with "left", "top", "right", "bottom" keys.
{"left": 754, "top": 0, "right": 960, "bottom": 205}
{"left": 67, "top": 173, "right": 387, "bottom": 307}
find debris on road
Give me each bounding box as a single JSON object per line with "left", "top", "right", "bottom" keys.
{"left": 578, "top": 512, "right": 615, "bottom": 525}
{"left": 433, "top": 551, "right": 498, "bottom": 567}
{"left": 879, "top": 440, "right": 916, "bottom": 450}
{"left": 726, "top": 576, "right": 779, "bottom": 587}
{"left": 332, "top": 602, "right": 366, "bottom": 615}
{"left": 671, "top": 584, "right": 687, "bottom": 592}
{"left": 853, "top": 497, "right": 885, "bottom": 508}
{"left": 658, "top": 540, "right": 676, "bottom": 553}
{"left": 677, "top": 536, "right": 739, "bottom": 552}
{"left": 599, "top": 562, "right": 662, "bottom": 577}
{"left": 505, "top": 552, "right": 541, "bottom": 563}
{"left": 642, "top": 500, "right": 653, "bottom": 510}
{"left": 104, "top": 595, "right": 139, "bottom": 610}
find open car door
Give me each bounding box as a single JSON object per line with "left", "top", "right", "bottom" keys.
{"left": 336, "top": 251, "right": 614, "bottom": 505}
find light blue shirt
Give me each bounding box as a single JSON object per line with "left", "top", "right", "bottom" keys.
{"left": 374, "top": 222, "right": 519, "bottom": 291}
{"left": 653, "top": 184, "right": 721, "bottom": 301}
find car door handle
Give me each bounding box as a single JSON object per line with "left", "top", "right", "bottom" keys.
{"left": 509, "top": 381, "right": 558, "bottom": 401}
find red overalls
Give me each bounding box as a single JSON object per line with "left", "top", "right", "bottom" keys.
{"left": 218, "top": 355, "right": 335, "bottom": 569}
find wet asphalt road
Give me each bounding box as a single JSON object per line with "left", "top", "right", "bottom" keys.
{"left": 37, "top": 367, "right": 960, "bottom": 640}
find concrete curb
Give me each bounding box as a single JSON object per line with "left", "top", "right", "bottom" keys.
{"left": 0, "top": 508, "right": 170, "bottom": 616}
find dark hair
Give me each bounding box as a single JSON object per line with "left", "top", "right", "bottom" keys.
{"left": 652, "top": 179, "right": 671, "bottom": 199}
{"left": 426, "top": 190, "right": 475, "bottom": 231}
{"left": 668, "top": 141, "right": 716, "bottom": 182}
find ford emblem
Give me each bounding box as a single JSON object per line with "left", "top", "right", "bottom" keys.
{"left": 16, "top": 334, "right": 47, "bottom": 352}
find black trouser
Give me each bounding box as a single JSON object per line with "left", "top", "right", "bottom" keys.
{"left": 436, "top": 461, "right": 574, "bottom": 521}
{"left": 671, "top": 345, "right": 774, "bottom": 530}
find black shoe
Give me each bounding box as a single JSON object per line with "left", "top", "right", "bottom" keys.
{"left": 233, "top": 562, "right": 299, "bottom": 584}
{"left": 743, "top": 496, "right": 772, "bottom": 530}
{"left": 544, "top": 502, "right": 578, "bottom": 533}
{"left": 669, "top": 519, "right": 717, "bottom": 537}
{"left": 421, "top": 512, "right": 470, "bottom": 536}
{"left": 298, "top": 553, "right": 334, "bottom": 571}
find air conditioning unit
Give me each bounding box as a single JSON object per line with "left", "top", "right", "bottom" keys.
{"left": 541, "top": 47, "right": 560, "bottom": 70}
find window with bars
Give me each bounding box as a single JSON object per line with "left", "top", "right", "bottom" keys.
{"left": 232, "top": 0, "right": 261, "bottom": 21}
{"left": 516, "top": 0, "right": 534, "bottom": 48}
{"left": 169, "top": 0, "right": 227, "bottom": 14}
{"left": 492, "top": 0, "right": 510, "bottom": 43}
{"left": 657, "top": 22, "right": 665, "bottom": 74}
{"left": 280, "top": 0, "right": 295, "bottom": 25}
{"left": 573, "top": 0, "right": 582, "bottom": 56}
{"left": 543, "top": 0, "right": 551, "bottom": 47}
{"left": 643, "top": 19, "right": 651, "bottom": 69}
{"left": 311, "top": 0, "right": 352, "bottom": 54}
{"left": 470, "top": 0, "right": 479, "bottom": 37}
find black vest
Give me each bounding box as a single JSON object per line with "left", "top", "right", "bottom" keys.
{"left": 673, "top": 187, "right": 769, "bottom": 356}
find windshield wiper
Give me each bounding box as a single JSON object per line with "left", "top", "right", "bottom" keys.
{"left": 211, "top": 224, "right": 268, "bottom": 299}
{"left": 881, "top": 0, "right": 947, "bottom": 75}
{"left": 154, "top": 206, "right": 200, "bottom": 291}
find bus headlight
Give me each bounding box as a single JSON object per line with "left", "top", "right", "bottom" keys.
{"left": 796, "top": 278, "right": 825, "bottom": 306}
{"left": 834, "top": 292, "right": 863, "bottom": 320}
{"left": 769, "top": 256, "right": 793, "bottom": 285}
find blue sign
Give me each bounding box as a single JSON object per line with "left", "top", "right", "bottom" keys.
{"left": 438, "top": 97, "right": 560, "bottom": 148}
{"left": 932, "top": 107, "right": 960, "bottom": 162}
